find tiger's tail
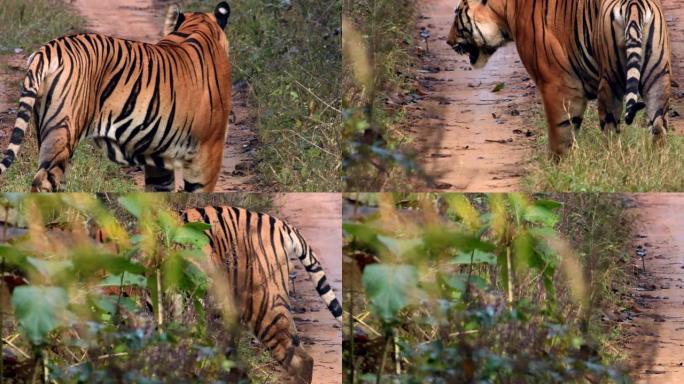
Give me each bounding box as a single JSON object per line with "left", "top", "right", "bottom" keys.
{"left": 292, "top": 230, "right": 343, "bottom": 323}
{"left": 0, "top": 51, "right": 47, "bottom": 175}
{"left": 624, "top": 0, "right": 646, "bottom": 125}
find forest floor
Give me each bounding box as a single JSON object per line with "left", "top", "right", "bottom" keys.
{"left": 410, "top": 0, "right": 684, "bottom": 191}
{"left": 624, "top": 194, "right": 684, "bottom": 383}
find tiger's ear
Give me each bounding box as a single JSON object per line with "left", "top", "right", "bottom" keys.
{"left": 214, "top": 2, "right": 230, "bottom": 29}
{"left": 163, "top": 4, "right": 184, "bottom": 35}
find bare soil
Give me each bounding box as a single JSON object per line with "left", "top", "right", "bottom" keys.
{"left": 411, "top": 0, "right": 684, "bottom": 191}
{"left": 273, "top": 193, "right": 342, "bottom": 384}
{"left": 624, "top": 194, "right": 684, "bottom": 382}
{"left": 0, "top": 0, "right": 258, "bottom": 192}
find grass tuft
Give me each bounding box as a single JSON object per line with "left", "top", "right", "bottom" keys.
{"left": 524, "top": 105, "right": 684, "bottom": 192}
{"left": 0, "top": 0, "right": 83, "bottom": 53}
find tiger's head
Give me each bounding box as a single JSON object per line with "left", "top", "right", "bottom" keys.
{"left": 447, "top": 0, "right": 510, "bottom": 68}
{"left": 163, "top": 2, "right": 231, "bottom": 36}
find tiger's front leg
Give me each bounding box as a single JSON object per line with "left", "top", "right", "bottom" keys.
{"left": 539, "top": 82, "right": 588, "bottom": 157}
{"left": 143, "top": 165, "right": 175, "bottom": 192}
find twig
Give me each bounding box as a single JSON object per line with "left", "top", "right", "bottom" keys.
{"left": 349, "top": 313, "right": 382, "bottom": 337}
{"left": 376, "top": 332, "right": 392, "bottom": 384}
{"left": 1, "top": 337, "right": 30, "bottom": 359}
{"left": 288, "top": 76, "right": 341, "bottom": 114}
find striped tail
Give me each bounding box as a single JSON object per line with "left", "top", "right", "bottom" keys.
{"left": 0, "top": 52, "right": 45, "bottom": 175}
{"left": 624, "top": 0, "right": 646, "bottom": 125}
{"left": 293, "top": 230, "right": 343, "bottom": 323}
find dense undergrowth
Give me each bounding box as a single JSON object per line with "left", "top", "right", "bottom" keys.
{"left": 343, "top": 193, "right": 634, "bottom": 383}
{"left": 0, "top": 193, "right": 280, "bottom": 383}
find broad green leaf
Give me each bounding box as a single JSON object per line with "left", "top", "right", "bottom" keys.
{"left": 11, "top": 286, "right": 70, "bottom": 345}
{"left": 71, "top": 249, "right": 145, "bottom": 277}
{"left": 451, "top": 250, "right": 497, "bottom": 265}
{"left": 524, "top": 205, "right": 559, "bottom": 227}
{"left": 173, "top": 222, "right": 211, "bottom": 247}
{"left": 99, "top": 272, "right": 147, "bottom": 288}
{"left": 117, "top": 195, "right": 145, "bottom": 218}
{"left": 362, "top": 264, "right": 419, "bottom": 323}
{"left": 343, "top": 222, "right": 388, "bottom": 254}
{"left": 444, "top": 273, "right": 489, "bottom": 292}
{"left": 26, "top": 257, "right": 73, "bottom": 278}
{"left": 376, "top": 235, "right": 422, "bottom": 258}
{"left": 93, "top": 295, "right": 139, "bottom": 314}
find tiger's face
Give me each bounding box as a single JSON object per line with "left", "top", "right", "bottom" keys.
{"left": 447, "top": 0, "right": 509, "bottom": 68}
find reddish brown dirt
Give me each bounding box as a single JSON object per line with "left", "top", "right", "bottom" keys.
{"left": 624, "top": 194, "right": 684, "bottom": 382}
{"left": 273, "top": 193, "right": 342, "bottom": 384}
{"left": 0, "top": 0, "right": 257, "bottom": 192}
{"left": 411, "top": 0, "right": 684, "bottom": 191}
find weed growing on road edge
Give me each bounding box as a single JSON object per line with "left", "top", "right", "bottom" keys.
{"left": 343, "top": 0, "right": 429, "bottom": 191}
{"left": 524, "top": 105, "right": 684, "bottom": 192}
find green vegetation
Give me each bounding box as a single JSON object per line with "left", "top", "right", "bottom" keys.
{"left": 343, "top": 193, "right": 634, "bottom": 383}
{"left": 185, "top": 0, "right": 342, "bottom": 191}
{"left": 0, "top": 193, "right": 279, "bottom": 383}
{"left": 524, "top": 105, "right": 684, "bottom": 192}
{"left": 342, "top": 0, "right": 424, "bottom": 191}
{"left": 0, "top": 0, "right": 138, "bottom": 193}
{"left": 0, "top": 0, "right": 83, "bottom": 52}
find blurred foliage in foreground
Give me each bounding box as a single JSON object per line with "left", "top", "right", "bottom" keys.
{"left": 343, "top": 0, "right": 428, "bottom": 191}
{"left": 0, "top": 193, "right": 272, "bottom": 383}
{"left": 343, "top": 193, "right": 633, "bottom": 383}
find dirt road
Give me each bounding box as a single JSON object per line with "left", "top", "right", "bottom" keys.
{"left": 626, "top": 194, "right": 684, "bottom": 382}
{"left": 0, "top": 0, "right": 257, "bottom": 192}
{"left": 273, "top": 193, "right": 342, "bottom": 384}
{"left": 412, "top": 0, "right": 684, "bottom": 191}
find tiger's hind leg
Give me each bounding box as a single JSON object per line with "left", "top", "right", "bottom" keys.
{"left": 143, "top": 165, "right": 175, "bottom": 192}
{"left": 248, "top": 289, "right": 313, "bottom": 384}
{"left": 643, "top": 73, "right": 671, "bottom": 144}
{"left": 597, "top": 76, "right": 625, "bottom": 134}
{"left": 31, "top": 120, "right": 74, "bottom": 192}
{"left": 540, "top": 83, "right": 587, "bottom": 157}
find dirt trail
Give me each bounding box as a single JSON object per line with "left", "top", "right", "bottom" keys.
{"left": 626, "top": 194, "right": 684, "bottom": 382}
{"left": 273, "top": 193, "right": 342, "bottom": 384}
{"left": 411, "top": 0, "right": 536, "bottom": 191}
{"left": 411, "top": 0, "right": 684, "bottom": 191}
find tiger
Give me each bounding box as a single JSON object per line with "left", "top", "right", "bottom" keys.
{"left": 447, "top": 0, "right": 671, "bottom": 156}
{"left": 0, "top": 2, "right": 232, "bottom": 192}
{"left": 181, "top": 205, "right": 342, "bottom": 384}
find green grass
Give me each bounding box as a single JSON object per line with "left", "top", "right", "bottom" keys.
{"left": 0, "top": 0, "right": 137, "bottom": 192}
{"left": 185, "top": 0, "right": 342, "bottom": 192}
{"left": 524, "top": 105, "right": 684, "bottom": 192}
{"left": 0, "top": 0, "right": 83, "bottom": 52}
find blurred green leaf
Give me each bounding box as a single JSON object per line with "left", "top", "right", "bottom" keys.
{"left": 173, "top": 222, "right": 211, "bottom": 247}
{"left": 363, "top": 264, "right": 419, "bottom": 323}
{"left": 11, "top": 286, "right": 71, "bottom": 345}
{"left": 99, "top": 272, "right": 147, "bottom": 288}
{"left": 452, "top": 250, "right": 497, "bottom": 265}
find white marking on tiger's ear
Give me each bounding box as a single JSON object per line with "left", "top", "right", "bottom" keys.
{"left": 163, "top": 4, "right": 181, "bottom": 36}
{"left": 214, "top": 2, "right": 231, "bottom": 29}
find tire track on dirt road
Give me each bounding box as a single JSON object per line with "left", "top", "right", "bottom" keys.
{"left": 626, "top": 194, "right": 684, "bottom": 383}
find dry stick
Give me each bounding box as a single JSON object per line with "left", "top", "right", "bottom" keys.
{"left": 349, "top": 288, "right": 355, "bottom": 384}
{"left": 156, "top": 268, "right": 164, "bottom": 328}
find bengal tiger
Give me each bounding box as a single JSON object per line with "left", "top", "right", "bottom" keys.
{"left": 0, "top": 3, "right": 232, "bottom": 192}
{"left": 181, "top": 205, "right": 342, "bottom": 384}
{"left": 447, "top": 0, "right": 671, "bottom": 156}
